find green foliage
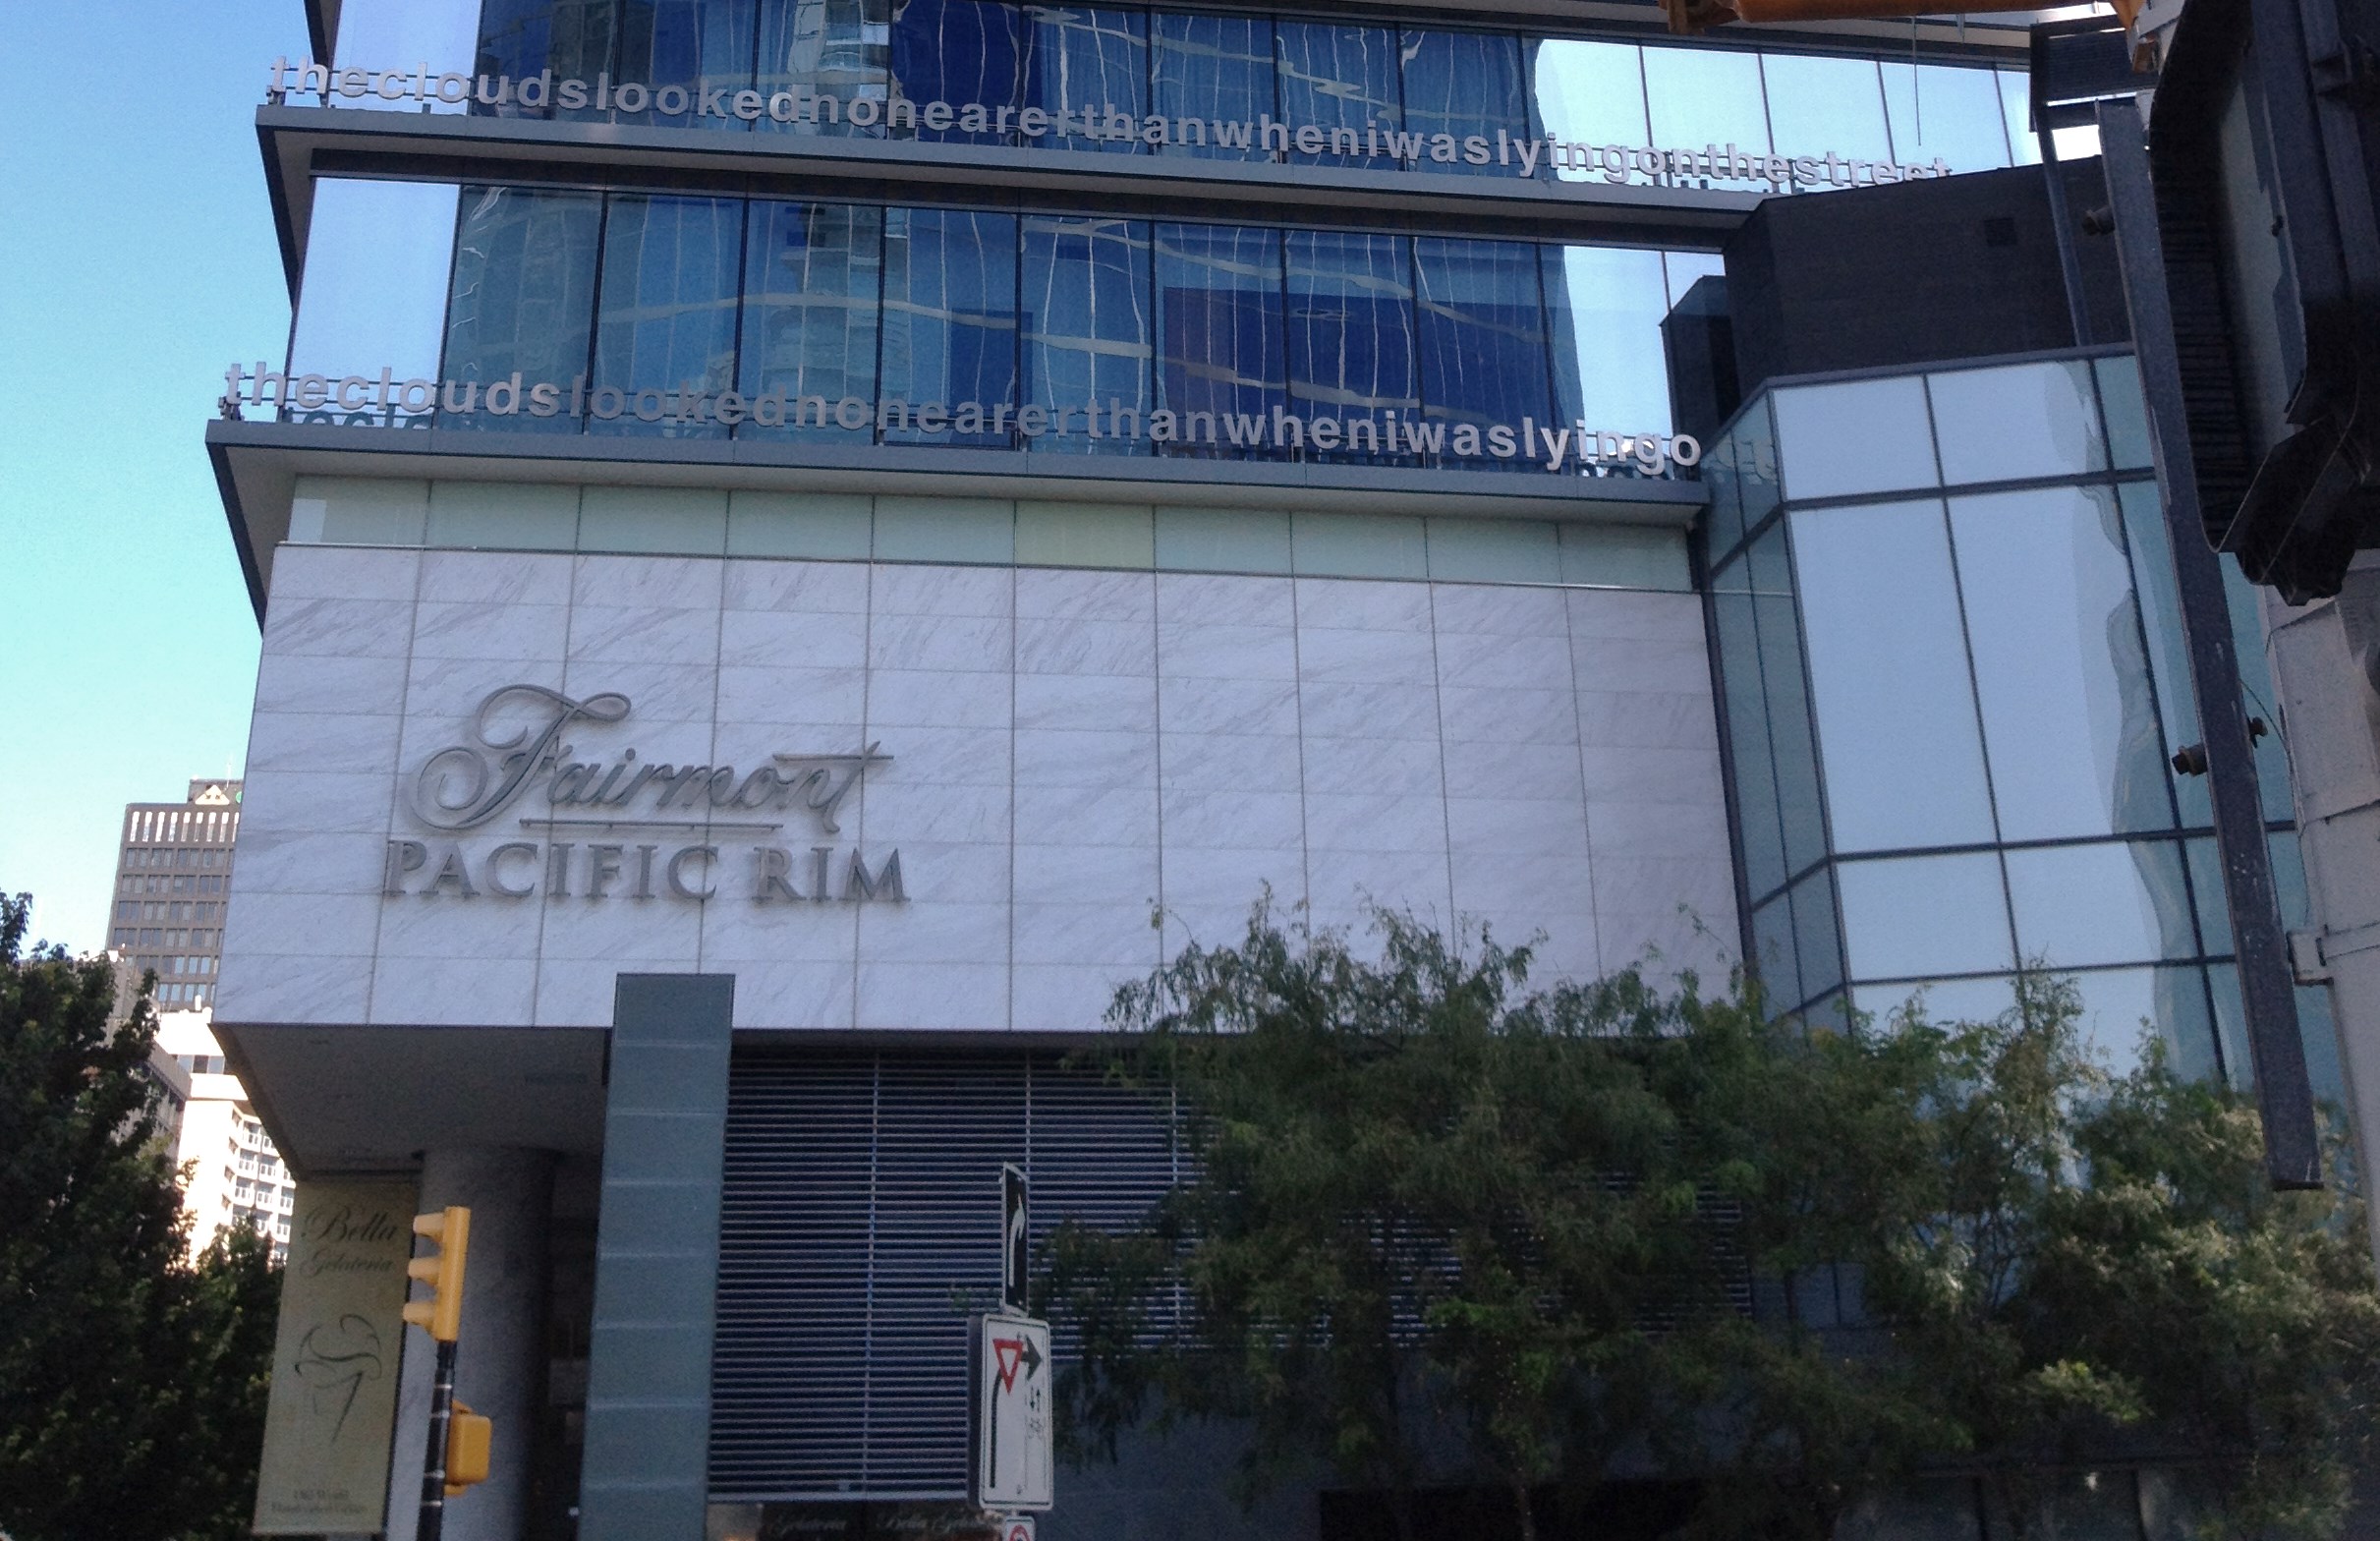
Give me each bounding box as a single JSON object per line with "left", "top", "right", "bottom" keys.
{"left": 1045, "top": 902, "right": 2380, "bottom": 1541}
{"left": 0, "top": 892, "right": 281, "bottom": 1541}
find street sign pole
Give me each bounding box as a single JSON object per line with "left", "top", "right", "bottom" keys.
{"left": 418, "top": 1336, "right": 458, "bottom": 1541}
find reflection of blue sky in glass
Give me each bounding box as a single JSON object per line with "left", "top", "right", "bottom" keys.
{"left": 1642, "top": 45, "right": 1770, "bottom": 155}
{"left": 1544, "top": 245, "right": 1670, "bottom": 434}
{"left": 2007, "top": 842, "right": 2197, "bottom": 969}
{"left": 1837, "top": 852, "right": 2013, "bottom": 979}
{"left": 593, "top": 195, "right": 745, "bottom": 437}
{"left": 1152, "top": 12, "right": 1274, "bottom": 159}
{"left": 1882, "top": 61, "right": 2012, "bottom": 171}
{"left": 1761, "top": 52, "right": 1890, "bottom": 175}
{"left": 291, "top": 180, "right": 458, "bottom": 389}
{"left": 1023, "top": 215, "right": 1153, "bottom": 452}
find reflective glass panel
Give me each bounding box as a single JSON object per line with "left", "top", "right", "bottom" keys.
{"left": 2005, "top": 840, "right": 2198, "bottom": 968}
{"left": 291, "top": 180, "right": 460, "bottom": 418}
{"left": 889, "top": 0, "right": 1024, "bottom": 143}
{"left": 1027, "top": 5, "right": 1149, "bottom": 153}
{"left": 1854, "top": 975, "right": 2016, "bottom": 1029}
{"left": 1641, "top": 45, "right": 1771, "bottom": 159}
{"left": 1754, "top": 894, "right": 1802, "bottom": 1007}
{"left": 1750, "top": 528, "right": 1828, "bottom": 877}
{"left": 1400, "top": 29, "right": 1529, "bottom": 177}
{"left": 1285, "top": 230, "right": 1417, "bottom": 454}
{"left": 1534, "top": 40, "right": 1649, "bottom": 181}
{"left": 2095, "top": 355, "right": 2154, "bottom": 468}
{"left": 1023, "top": 215, "right": 1153, "bottom": 455}
{"left": 1153, "top": 13, "right": 1275, "bottom": 160}
{"left": 1998, "top": 69, "right": 2039, "bottom": 165}
{"left": 2221, "top": 556, "right": 2296, "bottom": 822}
{"left": 1664, "top": 251, "right": 1727, "bottom": 309}
{"left": 1413, "top": 238, "right": 1552, "bottom": 457}
{"left": 1424, "top": 518, "right": 1558, "bottom": 583}
{"left": 1736, "top": 395, "right": 1782, "bottom": 528}
{"left": 1882, "top": 62, "right": 2012, "bottom": 173}
{"left": 1153, "top": 223, "right": 1286, "bottom": 457}
{"left": 1790, "top": 500, "right": 1995, "bottom": 850}
{"left": 592, "top": 195, "right": 745, "bottom": 438}
{"left": 1928, "top": 360, "right": 2107, "bottom": 485}
{"left": 1701, "top": 427, "right": 1747, "bottom": 559}
{"left": 1837, "top": 852, "right": 2013, "bottom": 981}
{"left": 332, "top": 0, "right": 479, "bottom": 111}
{"left": 1713, "top": 558, "right": 1786, "bottom": 901}
{"left": 1761, "top": 52, "right": 1891, "bottom": 187}
{"left": 2056, "top": 966, "right": 2216, "bottom": 1076}
{"left": 613, "top": 0, "right": 761, "bottom": 129}
{"left": 756, "top": 0, "right": 893, "bottom": 137}
{"left": 475, "top": 0, "right": 617, "bottom": 119}
{"left": 442, "top": 186, "right": 601, "bottom": 432}
{"left": 2115, "top": 480, "right": 2208, "bottom": 827}
{"left": 1951, "top": 485, "right": 2175, "bottom": 839}
{"left": 1771, "top": 375, "right": 1938, "bottom": 499}
{"left": 880, "top": 207, "right": 1018, "bottom": 442}
{"left": 1275, "top": 22, "right": 1401, "bottom": 166}
{"left": 739, "top": 200, "right": 882, "bottom": 442}
{"left": 1791, "top": 869, "right": 1844, "bottom": 1003}
{"left": 1544, "top": 245, "right": 1672, "bottom": 435}
{"left": 1153, "top": 506, "right": 1292, "bottom": 572}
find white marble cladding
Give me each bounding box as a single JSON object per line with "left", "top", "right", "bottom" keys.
{"left": 219, "top": 544, "right": 1736, "bottom": 1032}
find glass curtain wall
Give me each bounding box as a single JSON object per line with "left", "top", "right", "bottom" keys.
{"left": 1704, "top": 355, "right": 2334, "bottom": 1099}
{"left": 450, "top": 0, "right": 2026, "bottom": 177}
{"left": 309, "top": 181, "right": 1718, "bottom": 460}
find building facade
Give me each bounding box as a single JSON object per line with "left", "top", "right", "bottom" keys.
{"left": 108, "top": 778, "right": 242, "bottom": 1009}
{"left": 204, "top": 2, "right": 2336, "bottom": 1538}
{"left": 153, "top": 1008, "right": 298, "bottom": 1261}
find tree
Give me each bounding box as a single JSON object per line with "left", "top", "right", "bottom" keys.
{"left": 1047, "top": 905, "right": 2380, "bottom": 1541}
{"left": 1047, "top": 902, "right": 1745, "bottom": 1541}
{"left": 0, "top": 891, "right": 280, "bottom": 1541}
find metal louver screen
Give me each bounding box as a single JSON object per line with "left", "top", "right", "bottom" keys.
{"left": 710, "top": 1051, "right": 1179, "bottom": 1502}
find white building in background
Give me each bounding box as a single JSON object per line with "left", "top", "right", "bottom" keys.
{"left": 153, "top": 1007, "right": 293, "bottom": 1262}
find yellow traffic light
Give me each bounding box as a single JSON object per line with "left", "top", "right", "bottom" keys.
{"left": 402, "top": 1207, "right": 472, "bottom": 1342}
{"left": 444, "top": 1400, "right": 492, "bottom": 1496}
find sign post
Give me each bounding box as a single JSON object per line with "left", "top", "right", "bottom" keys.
{"left": 969, "top": 1312, "right": 1054, "bottom": 1512}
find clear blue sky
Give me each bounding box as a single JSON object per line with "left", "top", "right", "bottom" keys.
{"left": 1, "top": 6, "right": 310, "bottom": 952}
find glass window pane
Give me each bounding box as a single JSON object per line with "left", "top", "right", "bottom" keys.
{"left": 1026, "top": 5, "right": 1149, "bottom": 154}
{"left": 890, "top": 0, "right": 1024, "bottom": 143}
{"left": 2006, "top": 840, "right": 2198, "bottom": 968}
{"left": 1998, "top": 69, "right": 2039, "bottom": 165}
{"left": 1854, "top": 975, "right": 2016, "bottom": 1029}
{"left": 880, "top": 207, "right": 1018, "bottom": 444}
{"left": 1772, "top": 376, "right": 1939, "bottom": 499}
{"left": 1701, "top": 427, "right": 1747, "bottom": 559}
{"left": 1153, "top": 224, "right": 1285, "bottom": 460}
{"left": 1534, "top": 40, "right": 1649, "bottom": 181}
{"left": 739, "top": 201, "right": 882, "bottom": 443}
{"left": 613, "top": 0, "right": 761, "bottom": 130}
{"left": 1789, "top": 501, "right": 1996, "bottom": 850}
{"left": 1425, "top": 518, "right": 1558, "bottom": 583}
{"left": 332, "top": 0, "right": 479, "bottom": 112}
{"left": 442, "top": 186, "right": 601, "bottom": 433}
{"left": 2221, "top": 556, "right": 2296, "bottom": 822}
{"left": 1837, "top": 852, "right": 2013, "bottom": 980}
{"left": 1792, "top": 869, "right": 1844, "bottom": 1003}
{"left": 1285, "top": 231, "right": 1417, "bottom": 457}
{"left": 1275, "top": 23, "right": 1400, "bottom": 167}
{"left": 1713, "top": 573, "right": 1787, "bottom": 901}
{"left": 2095, "top": 356, "right": 2154, "bottom": 469}
{"left": 1951, "top": 485, "right": 2176, "bottom": 840}
{"left": 1545, "top": 245, "right": 1672, "bottom": 436}
{"left": 757, "top": 0, "right": 893, "bottom": 138}
{"left": 1749, "top": 529, "right": 1828, "bottom": 877}
{"left": 1016, "top": 500, "right": 1155, "bottom": 566}
{"left": 2055, "top": 966, "right": 2216, "bottom": 1077}
{"left": 1641, "top": 45, "right": 1771, "bottom": 159}
{"left": 592, "top": 195, "right": 745, "bottom": 439}
{"left": 290, "top": 180, "right": 459, "bottom": 422}
{"left": 2185, "top": 835, "right": 2229, "bottom": 955}
{"left": 1882, "top": 62, "right": 2012, "bottom": 173}
{"left": 1153, "top": 506, "right": 1292, "bottom": 572}
{"left": 474, "top": 0, "right": 616, "bottom": 120}
{"left": 1400, "top": 29, "right": 1529, "bottom": 177}
{"left": 1761, "top": 53, "right": 1891, "bottom": 188}
{"left": 1736, "top": 395, "right": 1782, "bottom": 530}
{"left": 1292, "top": 512, "right": 1426, "bottom": 579}
{"left": 2114, "top": 481, "right": 2208, "bottom": 827}
{"left": 1414, "top": 238, "right": 1551, "bottom": 461}
{"left": 1023, "top": 215, "right": 1153, "bottom": 456}
{"left": 873, "top": 494, "right": 1014, "bottom": 561}
{"left": 1559, "top": 525, "right": 1690, "bottom": 589}
{"left": 727, "top": 489, "right": 873, "bottom": 557}
{"left": 1928, "top": 360, "right": 2107, "bottom": 484}
{"left": 1663, "top": 251, "right": 1727, "bottom": 309}
{"left": 1753, "top": 893, "right": 1802, "bottom": 1007}
{"left": 1153, "top": 13, "right": 1275, "bottom": 160}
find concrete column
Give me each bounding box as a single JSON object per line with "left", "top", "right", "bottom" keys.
{"left": 385, "top": 1146, "right": 559, "bottom": 1541}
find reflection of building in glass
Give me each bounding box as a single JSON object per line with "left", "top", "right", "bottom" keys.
{"left": 108, "top": 778, "right": 240, "bottom": 1010}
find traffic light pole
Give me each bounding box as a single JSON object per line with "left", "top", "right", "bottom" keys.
{"left": 419, "top": 1336, "right": 459, "bottom": 1541}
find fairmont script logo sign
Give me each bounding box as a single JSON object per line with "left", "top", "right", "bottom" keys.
{"left": 383, "top": 684, "right": 906, "bottom": 906}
